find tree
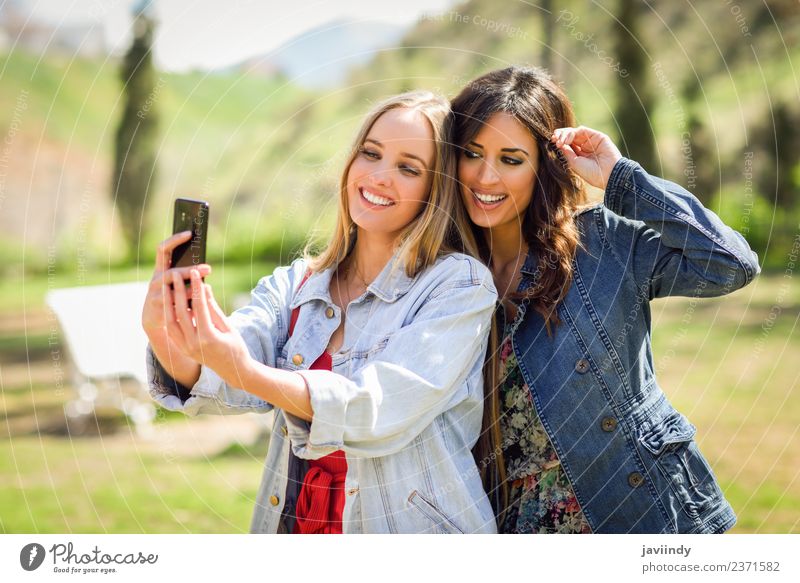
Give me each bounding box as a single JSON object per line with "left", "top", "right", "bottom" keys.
{"left": 540, "top": 0, "right": 554, "bottom": 73}
{"left": 757, "top": 101, "right": 800, "bottom": 211}
{"left": 112, "top": 1, "right": 159, "bottom": 262}
{"left": 612, "top": 0, "right": 657, "bottom": 173}
{"left": 680, "top": 75, "right": 716, "bottom": 205}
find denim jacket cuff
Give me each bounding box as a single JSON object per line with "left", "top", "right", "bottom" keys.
{"left": 603, "top": 157, "right": 639, "bottom": 214}
{"left": 284, "top": 369, "right": 350, "bottom": 460}
{"left": 146, "top": 344, "right": 193, "bottom": 402}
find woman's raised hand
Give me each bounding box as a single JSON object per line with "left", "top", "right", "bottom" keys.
{"left": 551, "top": 126, "right": 622, "bottom": 190}
{"left": 143, "top": 231, "right": 252, "bottom": 389}
{"left": 141, "top": 230, "right": 212, "bottom": 344}
{"left": 167, "top": 267, "right": 253, "bottom": 388}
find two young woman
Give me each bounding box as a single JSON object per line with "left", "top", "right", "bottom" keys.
{"left": 143, "top": 67, "right": 759, "bottom": 534}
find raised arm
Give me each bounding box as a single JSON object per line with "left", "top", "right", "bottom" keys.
{"left": 551, "top": 126, "right": 760, "bottom": 299}
{"left": 145, "top": 259, "right": 306, "bottom": 415}
{"left": 602, "top": 157, "right": 760, "bottom": 298}
{"left": 168, "top": 255, "right": 495, "bottom": 451}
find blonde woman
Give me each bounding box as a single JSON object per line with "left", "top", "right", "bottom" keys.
{"left": 141, "top": 91, "right": 498, "bottom": 533}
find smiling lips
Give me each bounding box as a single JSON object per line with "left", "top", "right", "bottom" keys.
{"left": 471, "top": 189, "right": 508, "bottom": 208}
{"left": 360, "top": 187, "right": 395, "bottom": 207}
{"left": 360, "top": 185, "right": 509, "bottom": 210}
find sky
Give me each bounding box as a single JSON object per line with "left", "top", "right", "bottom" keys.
{"left": 20, "top": 0, "right": 459, "bottom": 71}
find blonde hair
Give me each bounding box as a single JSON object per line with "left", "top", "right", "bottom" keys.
{"left": 305, "top": 91, "right": 478, "bottom": 275}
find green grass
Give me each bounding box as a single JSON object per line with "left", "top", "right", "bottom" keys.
{"left": 0, "top": 263, "right": 278, "bottom": 533}
{"left": 0, "top": 435, "right": 261, "bottom": 533}
{"left": 649, "top": 275, "right": 800, "bottom": 533}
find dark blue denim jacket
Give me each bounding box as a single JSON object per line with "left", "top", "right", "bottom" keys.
{"left": 509, "top": 157, "right": 760, "bottom": 533}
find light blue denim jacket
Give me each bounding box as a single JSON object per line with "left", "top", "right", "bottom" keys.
{"left": 507, "top": 157, "right": 760, "bottom": 533}
{"left": 147, "top": 252, "right": 498, "bottom": 533}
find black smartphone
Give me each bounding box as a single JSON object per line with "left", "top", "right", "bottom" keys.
{"left": 170, "top": 198, "right": 209, "bottom": 302}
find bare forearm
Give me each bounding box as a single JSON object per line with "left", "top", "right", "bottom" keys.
{"left": 241, "top": 359, "right": 312, "bottom": 421}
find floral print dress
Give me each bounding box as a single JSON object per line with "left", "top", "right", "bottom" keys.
{"left": 498, "top": 300, "right": 592, "bottom": 534}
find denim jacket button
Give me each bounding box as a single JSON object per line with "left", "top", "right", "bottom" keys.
{"left": 269, "top": 495, "right": 280, "bottom": 506}
{"left": 325, "top": 307, "right": 335, "bottom": 319}
{"left": 281, "top": 425, "right": 288, "bottom": 436}
{"left": 601, "top": 417, "right": 618, "bottom": 432}
{"left": 575, "top": 358, "right": 590, "bottom": 374}
{"left": 292, "top": 353, "right": 304, "bottom": 366}
{"left": 628, "top": 472, "right": 645, "bottom": 488}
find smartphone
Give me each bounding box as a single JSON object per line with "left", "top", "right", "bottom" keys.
{"left": 170, "top": 198, "right": 209, "bottom": 303}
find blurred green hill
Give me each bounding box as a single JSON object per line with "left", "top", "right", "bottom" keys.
{"left": 1, "top": 0, "right": 798, "bottom": 275}
{"left": 0, "top": 49, "right": 327, "bottom": 273}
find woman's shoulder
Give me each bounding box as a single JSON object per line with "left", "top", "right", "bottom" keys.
{"left": 253, "top": 257, "right": 309, "bottom": 303}
{"left": 423, "top": 252, "right": 497, "bottom": 296}
{"left": 574, "top": 202, "right": 646, "bottom": 245}
{"left": 572, "top": 203, "right": 655, "bottom": 277}
{"left": 256, "top": 256, "right": 308, "bottom": 283}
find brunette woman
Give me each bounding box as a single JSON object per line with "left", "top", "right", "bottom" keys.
{"left": 453, "top": 67, "right": 759, "bottom": 533}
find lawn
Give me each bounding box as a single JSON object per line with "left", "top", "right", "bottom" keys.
{"left": 0, "top": 270, "right": 797, "bottom": 533}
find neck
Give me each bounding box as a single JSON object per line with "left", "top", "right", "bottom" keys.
{"left": 483, "top": 222, "right": 528, "bottom": 277}
{"left": 348, "top": 229, "right": 396, "bottom": 283}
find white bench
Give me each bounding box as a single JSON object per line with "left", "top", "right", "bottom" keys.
{"left": 45, "top": 281, "right": 155, "bottom": 435}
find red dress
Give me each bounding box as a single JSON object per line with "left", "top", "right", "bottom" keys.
{"left": 288, "top": 281, "right": 347, "bottom": 534}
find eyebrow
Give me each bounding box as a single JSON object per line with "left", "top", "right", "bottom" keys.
{"left": 365, "top": 138, "right": 429, "bottom": 168}
{"left": 468, "top": 140, "right": 530, "bottom": 157}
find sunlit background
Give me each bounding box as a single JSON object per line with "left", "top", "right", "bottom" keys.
{"left": 0, "top": 0, "right": 798, "bottom": 533}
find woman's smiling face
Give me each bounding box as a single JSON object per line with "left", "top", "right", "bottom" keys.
{"left": 346, "top": 107, "right": 434, "bottom": 240}
{"left": 458, "top": 112, "right": 539, "bottom": 232}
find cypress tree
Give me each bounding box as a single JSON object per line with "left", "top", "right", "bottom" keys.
{"left": 112, "top": 1, "right": 159, "bottom": 262}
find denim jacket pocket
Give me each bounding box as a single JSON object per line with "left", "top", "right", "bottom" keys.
{"left": 407, "top": 490, "right": 465, "bottom": 534}
{"left": 640, "top": 412, "right": 722, "bottom": 520}
{"left": 639, "top": 411, "right": 696, "bottom": 456}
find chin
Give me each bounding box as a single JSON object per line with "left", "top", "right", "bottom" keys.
{"left": 349, "top": 214, "right": 392, "bottom": 235}
{"left": 465, "top": 211, "right": 494, "bottom": 230}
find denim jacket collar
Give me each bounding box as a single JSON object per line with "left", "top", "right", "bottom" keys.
{"left": 517, "top": 247, "right": 541, "bottom": 294}
{"left": 289, "top": 263, "right": 335, "bottom": 309}
{"left": 520, "top": 247, "right": 538, "bottom": 276}
{"left": 290, "top": 251, "right": 416, "bottom": 309}
{"left": 368, "top": 254, "right": 416, "bottom": 302}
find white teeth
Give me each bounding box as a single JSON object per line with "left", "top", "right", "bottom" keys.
{"left": 362, "top": 189, "right": 393, "bottom": 206}
{"left": 474, "top": 192, "right": 507, "bottom": 203}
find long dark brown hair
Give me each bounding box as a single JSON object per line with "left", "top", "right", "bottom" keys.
{"left": 452, "top": 66, "right": 588, "bottom": 522}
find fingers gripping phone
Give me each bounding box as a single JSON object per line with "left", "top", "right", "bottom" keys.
{"left": 170, "top": 198, "right": 209, "bottom": 308}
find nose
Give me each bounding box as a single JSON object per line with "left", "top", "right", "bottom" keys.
{"left": 476, "top": 159, "right": 500, "bottom": 186}
{"left": 368, "top": 161, "right": 393, "bottom": 188}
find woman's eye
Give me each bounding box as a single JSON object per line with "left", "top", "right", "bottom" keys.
{"left": 360, "top": 148, "right": 380, "bottom": 160}
{"left": 400, "top": 165, "right": 421, "bottom": 177}
{"left": 502, "top": 156, "right": 523, "bottom": 165}
{"left": 463, "top": 150, "right": 480, "bottom": 159}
